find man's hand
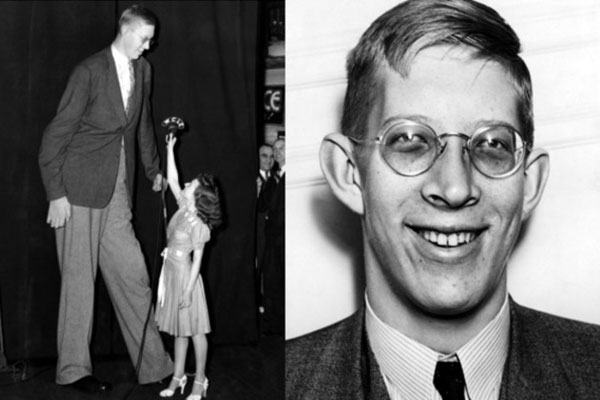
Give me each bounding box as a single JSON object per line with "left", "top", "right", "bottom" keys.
{"left": 152, "top": 173, "right": 165, "bottom": 192}
{"left": 47, "top": 196, "right": 71, "bottom": 229}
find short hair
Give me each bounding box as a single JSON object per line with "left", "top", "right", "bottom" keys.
{"left": 342, "top": 0, "right": 534, "bottom": 146}
{"left": 118, "top": 4, "right": 157, "bottom": 31}
{"left": 193, "top": 173, "right": 223, "bottom": 230}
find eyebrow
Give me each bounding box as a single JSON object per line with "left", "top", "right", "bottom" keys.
{"left": 381, "top": 114, "right": 431, "bottom": 127}
{"left": 379, "top": 114, "right": 517, "bottom": 134}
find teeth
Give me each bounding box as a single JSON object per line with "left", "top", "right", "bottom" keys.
{"left": 448, "top": 233, "right": 457, "bottom": 246}
{"left": 438, "top": 234, "right": 448, "bottom": 246}
{"left": 419, "top": 230, "right": 476, "bottom": 247}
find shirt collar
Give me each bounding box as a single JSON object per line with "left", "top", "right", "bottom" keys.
{"left": 111, "top": 44, "right": 130, "bottom": 70}
{"left": 366, "top": 294, "right": 509, "bottom": 400}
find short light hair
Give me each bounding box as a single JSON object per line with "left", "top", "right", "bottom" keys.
{"left": 118, "top": 4, "right": 157, "bottom": 32}
{"left": 342, "top": 0, "right": 533, "bottom": 146}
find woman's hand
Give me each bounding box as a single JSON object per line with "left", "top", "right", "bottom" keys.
{"left": 166, "top": 133, "right": 177, "bottom": 149}
{"left": 179, "top": 290, "right": 192, "bottom": 309}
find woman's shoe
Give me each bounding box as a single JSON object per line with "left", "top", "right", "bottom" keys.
{"left": 186, "top": 377, "right": 209, "bottom": 399}
{"left": 159, "top": 375, "right": 188, "bottom": 397}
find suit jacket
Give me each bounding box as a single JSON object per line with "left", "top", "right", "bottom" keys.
{"left": 257, "top": 171, "right": 268, "bottom": 198}
{"left": 286, "top": 298, "right": 600, "bottom": 399}
{"left": 258, "top": 172, "right": 285, "bottom": 237}
{"left": 39, "top": 47, "right": 160, "bottom": 209}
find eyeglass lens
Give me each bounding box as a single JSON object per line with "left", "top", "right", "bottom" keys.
{"left": 380, "top": 123, "right": 525, "bottom": 177}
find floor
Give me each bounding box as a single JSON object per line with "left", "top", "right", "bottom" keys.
{"left": 0, "top": 333, "right": 283, "bottom": 400}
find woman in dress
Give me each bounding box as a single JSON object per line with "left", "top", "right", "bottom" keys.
{"left": 156, "top": 133, "right": 222, "bottom": 399}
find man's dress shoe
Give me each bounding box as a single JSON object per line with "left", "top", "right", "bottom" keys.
{"left": 67, "top": 375, "right": 112, "bottom": 393}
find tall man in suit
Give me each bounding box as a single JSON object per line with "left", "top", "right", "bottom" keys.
{"left": 39, "top": 5, "right": 172, "bottom": 393}
{"left": 259, "top": 137, "right": 285, "bottom": 335}
{"left": 286, "top": 0, "right": 600, "bottom": 399}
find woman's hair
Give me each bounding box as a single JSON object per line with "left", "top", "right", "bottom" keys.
{"left": 193, "top": 173, "right": 223, "bottom": 229}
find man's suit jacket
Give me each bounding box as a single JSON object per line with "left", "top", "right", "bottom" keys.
{"left": 258, "top": 171, "right": 285, "bottom": 237}
{"left": 286, "top": 298, "right": 600, "bottom": 399}
{"left": 39, "top": 47, "right": 160, "bottom": 209}
{"left": 257, "top": 170, "right": 268, "bottom": 197}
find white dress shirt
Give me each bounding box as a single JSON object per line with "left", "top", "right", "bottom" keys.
{"left": 111, "top": 45, "right": 133, "bottom": 111}
{"left": 366, "top": 294, "right": 509, "bottom": 400}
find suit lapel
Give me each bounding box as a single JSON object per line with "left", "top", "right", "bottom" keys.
{"left": 499, "top": 298, "right": 572, "bottom": 399}
{"left": 106, "top": 49, "right": 127, "bottom": 126}
{"left": 335, "top": 307, "right": 390, "bottom": 400}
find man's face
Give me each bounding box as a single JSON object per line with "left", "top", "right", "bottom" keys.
{"left": 259, "top": 146, "right": 274, "bottom": 172}
{"left": 273, "top": 139, "right": 285, "bottom": 166}
{"left": 123, "top": 21, "right": 155, "bottom": 60}
{"left": 359, "top": 46, "right": 526, "bottom": 318}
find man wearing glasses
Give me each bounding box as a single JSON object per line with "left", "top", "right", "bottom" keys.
{"left": 38, "top": 4, "right": 172, "bottom": 394}
{"left": 286, "top": 0, "right": 600, "bottom": 399}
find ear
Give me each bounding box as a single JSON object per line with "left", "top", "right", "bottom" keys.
{"left": 521, "top": 147, "right": 550, "bottom": 221}
{"left": 319, "top": 133, "right": 365, "bottom": 215}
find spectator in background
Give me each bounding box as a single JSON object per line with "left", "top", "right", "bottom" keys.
{"left": 258, "top": 137, "right": 285, "bottom": 335}
{"left": 257, "top": 144, "right": 275, "bottom": 197}
{"left": 256, "top": 143, "right": 275, "bottom": 313}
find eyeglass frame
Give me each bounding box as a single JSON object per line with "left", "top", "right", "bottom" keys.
{"left": 132, "top": 30, "right": 156, "bottom": 47}
{"left": 348, "top": 118, "right": 532, "bottom": 179}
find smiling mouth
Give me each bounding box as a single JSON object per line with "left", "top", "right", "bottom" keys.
{"left": 414, "top": 228, "right": 484, "bottom": 248}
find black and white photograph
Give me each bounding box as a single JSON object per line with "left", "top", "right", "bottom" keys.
{"left": 285, "top": 0, "right": 600, "bottom": 398}
{"left": 0, "top": 1, "right": 284, "bottom": 399}
{"left": 2, "top": 0, "right": 600, "bottom": 399}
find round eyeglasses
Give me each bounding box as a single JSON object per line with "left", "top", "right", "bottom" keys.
{"left": 349, "top": 119, "right": 530, "bottom": 178}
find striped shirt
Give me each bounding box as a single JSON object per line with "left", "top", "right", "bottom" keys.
{"left": 366, "top": 294, "right": 509, "bottom": 400}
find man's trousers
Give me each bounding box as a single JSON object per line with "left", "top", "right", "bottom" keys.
{"left": 54, "top": 146, "right": 172, "bottom": 384}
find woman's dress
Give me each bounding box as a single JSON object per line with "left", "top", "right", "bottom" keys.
{"left": 155, "top": 209, "right": 211, "bottom": 336}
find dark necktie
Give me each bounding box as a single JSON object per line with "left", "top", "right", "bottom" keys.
{"left": 433, "top": 360, "right": 466, "bottom": 400}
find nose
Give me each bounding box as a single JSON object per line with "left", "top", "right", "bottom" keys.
{"left": 421, "top": 137, "right": 481, "bottom": 209}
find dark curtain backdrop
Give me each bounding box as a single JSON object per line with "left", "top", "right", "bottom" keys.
{"left": 0, "top": 0, "right": 261, "bottom": 361}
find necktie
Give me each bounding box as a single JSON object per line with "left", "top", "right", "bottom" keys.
{"left": 433, "top": 360, "right": 466, "bottom": 400}
{"left": 125, "top": 61, "right": 135, "bottom": 115}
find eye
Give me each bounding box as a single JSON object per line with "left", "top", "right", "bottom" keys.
{"left": 483, "top": 138, "right": 507, "bottom": 149}
{"left": 384, "top": 128, "right": 433, "bottom": 153}
{"left": 472, "top": 126, "right": 516, "bottom": 154}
